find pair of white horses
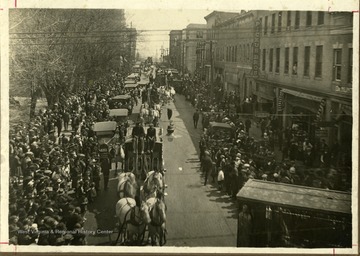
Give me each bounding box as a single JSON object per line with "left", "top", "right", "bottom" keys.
{"left": 115, "top": 171, "right": 166, "bottom": 246}
{"left": 140, "top": 103, "right": 161, "bottom": 126}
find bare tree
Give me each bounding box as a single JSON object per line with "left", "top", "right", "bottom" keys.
{"left": 10, "top": 9, "right": 134, "bottom": 116}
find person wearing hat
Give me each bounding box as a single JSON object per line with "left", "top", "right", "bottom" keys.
{"left": 167, "top": 107, "right": 173, "bottom": 121}
{"left": 193, "top": 109, "right": 200, "bottom": 129}
{"left": 235, "top": 154, "right": 242, "bottom": 169}
{"left": 90, "top": 159, "right": 101, "bottom": 192}
{"left": 202, "top": 151, "right": 214, "bottom": 186}
{"left": 62, "top": 110, "right": 70, "bottom": 131}
{"left": 237, "top": 204, "right": 253, "bottom": 247}
{"left": 146, "top": 122, "right": 156, "bottom": 153}
{"left": 132, "top": 121, "right": 145, "bottom": 154}
{"left": 100, "top": 156, "right": 111, "bottom": 191}
{"left": 261, "top": 174, "right": 268, "bottom": 181}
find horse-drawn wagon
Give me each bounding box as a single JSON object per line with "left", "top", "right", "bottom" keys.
{"left": 123, "top": 126, "right": 164, "bottom": 179}
{"left": 113, "top": 124, "right": 167, "bottom": 246}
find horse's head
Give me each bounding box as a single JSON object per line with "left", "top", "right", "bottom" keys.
{"left": 140, "top": 201, "right": 151, "bottom": 224}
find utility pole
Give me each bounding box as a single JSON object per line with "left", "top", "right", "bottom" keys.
{"left": 210, "top": 40, "right": 214, "bottom": 100}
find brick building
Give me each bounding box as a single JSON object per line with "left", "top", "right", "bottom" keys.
{"left": 256, "top": 10, "right": 353, "bottom": 149}
{"left": 201, "top": 10, "right": 353, "bottom": 149}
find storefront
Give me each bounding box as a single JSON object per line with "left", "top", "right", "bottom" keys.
{"left": 253, "top": 82, "right": 276, "bottom": 114}
{"left": 281, "top": 89, "right": 323, "bottom": 143}
{"left": 330, "top": 101, "right": 353, "bottom": 152}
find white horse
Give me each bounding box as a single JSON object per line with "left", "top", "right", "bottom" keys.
{"left": 115, "top": 198, "right": 151, "bottom": 245}
{"left": 117, "top": 172, "right": 138, "bottom": 199}
{"left": 140, "top": 106, "right": 150, "bottom": 124}
{"left": 141, "top": 170, "right": 164, "bottom": 200}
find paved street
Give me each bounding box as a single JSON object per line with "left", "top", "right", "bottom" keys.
{"left": 82, "top": 92, "right": 238, "bottom": 246}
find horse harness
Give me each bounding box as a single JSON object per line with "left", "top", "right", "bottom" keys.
{"left": 119, "top": 198, "right": 144, "bottom": 229}
{"left": 149, "top": 199, "right": 164, "bottom": 227}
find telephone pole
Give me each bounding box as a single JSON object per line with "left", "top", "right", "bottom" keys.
{"left": 210, "top": 40, "right": 214, "bottom": 100}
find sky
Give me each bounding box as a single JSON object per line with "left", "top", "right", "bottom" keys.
{"left": 125, "top": 9, "right": 219, "bottom": 60}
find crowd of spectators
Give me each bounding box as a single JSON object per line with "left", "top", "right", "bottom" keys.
{"left": 174, "top": 74, "right": 352, "bottom": 199}
{"left": 8, "top": 71, "right": 133, "bottom": 245}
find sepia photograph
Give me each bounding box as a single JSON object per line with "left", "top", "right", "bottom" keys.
{"left": 0, "top": 0, "right": 358, "bottom": 255}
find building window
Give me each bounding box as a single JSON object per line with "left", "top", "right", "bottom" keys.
{"left": 235, "top": 46, "right": 238, "bottom": 62}
{"left": 333, "top": 49, "right": 342, "bottom": 81}
{"left": 295, "top": 11, "right": 300, "bottom": 29}
{"left": 304, "top": 46, "right": 310, "bottom": 76}
{"left": 284, "top": 47, "right": 289, "bottom": 74}
{"left": 287, "top": 11, "right": 291, "bottom": 29}
{"left": 318, "top": 11, "right": 325, "bottom": 25}
{"left": 262, "top": 49, "right": 266, "bottom": 71}
{"left": 315, "top": 45, "right": 323, "bottom": 78}
{"left": 275, "top": 48, "right": 280, "bottom": 73}
{"left": 264, "top": 16, "right": 268, "bottom": 35}
{"left": 247, "top": 44, "right": 250, "bottom": 60}
{"left": 232, "top": 46, "right": 235, "bottom": 62}
{"left": 196, "top": 31, "right": 203, "bottom": 38}
{"left": 348, "top": 48, "right": 353, "bottom": 83}
{"left": 228, "top": 47, "right": 231, "bottom": 62}
{"left": 229, "top": 46, "right": 232, "bottom": 62}
{"left": 271, "top": 13, "right": 276, "bottom": 33}
{"left": 306, "top": 11, "right": 312, "bottom": 27}
{"left": 269, "top": 48, "right": 274, "bottom": 72}
{"left": 292, "top": 47, "right": 298, "bottom": 75}
{"left": 278, "top": 12, "right": 282, "bottom": 32}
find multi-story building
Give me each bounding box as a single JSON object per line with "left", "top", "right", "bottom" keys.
{"left": 256, "top": 10, "right": 353, "bottom": 149}
{"left": 180, "top": 24, "right": 207, "bottom": 75}
{"left": 169, "top": 30, "right": 182, "bottom": 70}
{"left": 202, "top": 11, "right": 240, "bottom": 83}
{"left": 211, "top": 11, "right": 257, "bottom": 96}
{"left": 202, "top": 10, "right": 353, "bottom": 148}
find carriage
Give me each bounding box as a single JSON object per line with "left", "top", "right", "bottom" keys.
{"left": 109, "top": 109, "right": 129, "bottom": 121}
{"left": 113, "top": 125, "right": 166, "bottom": 246}
{"left": 124, "top": 83, "right": 138, "bottom": 94}
{"left": 126, "top": 72, "right": 140, "bottom": 82}
{"left": 236, "top": 179, "right": 352, "bottom": 248}
{"left": 108, "top": 95, "right": 133, "bottom": 115}
{"left": 206, "top": 122, "right": 235, "bottom": 142}
{"left": 93, "top": 121, "right": 117, "bottom": 138}
{"left": 123, "top": 126, "right": 164, "bottom": 180}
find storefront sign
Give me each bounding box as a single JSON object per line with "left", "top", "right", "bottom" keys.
{"left": 252, "top": 20, "right": 261, "bottom": 77}
{"left": 281, "top": 89, "right": 323, "bottom": 102}
{"left": 277, "top": 90, "right": 284, "bottom": 112}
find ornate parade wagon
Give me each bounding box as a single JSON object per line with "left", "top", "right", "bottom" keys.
{"left": 123, "top": 126, "right": 164, "bottom": 180}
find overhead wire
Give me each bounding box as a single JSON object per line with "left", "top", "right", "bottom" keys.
{"left": 8, "top": 23, "right": 353, "bottom": 35}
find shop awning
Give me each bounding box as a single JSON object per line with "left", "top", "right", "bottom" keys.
{"left": 281, "top": 89, "right": 323, "bottom": 102}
